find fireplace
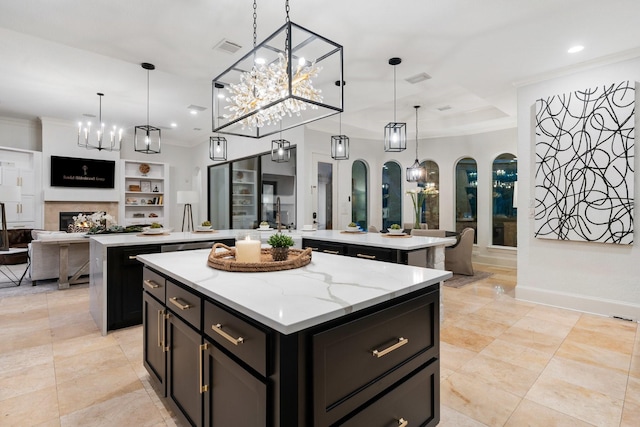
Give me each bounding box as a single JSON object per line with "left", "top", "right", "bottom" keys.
{"left": 59, "top": 211, "right": 94, "bottom": 231}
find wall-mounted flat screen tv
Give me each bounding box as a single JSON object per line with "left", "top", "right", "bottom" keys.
{"left": 50, "top": 155, "right": 115, "bottom": 189}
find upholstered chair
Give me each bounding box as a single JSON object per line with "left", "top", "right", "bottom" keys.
{"left": 410, "top": 229, "right": 446, "bottom": 238}
{"left": 444, "top": 228, "right": 475, "bottom": 275}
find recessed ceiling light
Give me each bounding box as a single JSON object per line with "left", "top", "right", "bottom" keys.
{"left": 255, "top": 57, "right": 266, "bottom": 65}
{"left": 568, "top": 45, "right": 584, "bottom": 54}
{"left": 190, "top": 110, "right": 198, "bottom": 115}
{"left": 170, "top": 122, "right": 177, "bottom": 128}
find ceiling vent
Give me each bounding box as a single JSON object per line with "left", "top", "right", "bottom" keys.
{"left": 437, "top": 105, "right": 452, "bottom": 112}
{"left": 214, "top": 39, "right": 243, "bottom": 54}
{"left": 405, "top": 72, "right": 432, "bottom": 84}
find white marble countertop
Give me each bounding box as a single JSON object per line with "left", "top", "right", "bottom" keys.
{"left": 137, "top": 249, "right": 451, "bottom": 335}
{"left": 299, "top": 229, "right": 457, "bottom": 250}
{"left": 89, "top": 229, "right": 455, "bottom": 250}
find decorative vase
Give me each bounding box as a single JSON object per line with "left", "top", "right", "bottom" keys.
{"left": 271, "top": 247, "right": 289, "bottom": 261}
{"left": 413, "top": 211, "right": 421, "bottom": 230}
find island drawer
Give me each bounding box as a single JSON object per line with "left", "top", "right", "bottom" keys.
{"left": 204, "top": 300, "right": 269, "bottom": 377}
{"left": 346, "top": 244, "right": 395, "bottom": 262}
{"left": 143, "top": 268, "right": 166, "bottom": 303}
{"left": 312, "top": 291, "right": 438, "bottom": 425}
{"left": 339, "top": 360, "right": 439, "bottom": 427}
{"left": 302, "top": 238, "right": 346, "bottom": 255}
{"left": 165, "top": 280, "right": 201, "bottom": 329}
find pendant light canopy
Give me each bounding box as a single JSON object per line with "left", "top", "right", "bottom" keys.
{"left": 384, "top": 57, "right": 406, "bottom": 152}
{"left": 406, "top": 105, "right": 426, "bottom": 182}
{"left": 77, "top": 93, "right": 122, "bottom": 152}
{"left": 331, "top": 113, "right": 349, "bottom": 160}
{"left": 134, "top": 62, "right": 161, "bottom": 154}
{"left": 212, "top": 0, "right": 344, "bottom": 139}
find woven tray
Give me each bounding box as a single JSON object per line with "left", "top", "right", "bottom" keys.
{"left": 381, "top": 233, "right": 412, "bottom": 238}
{"left": 207, "top": 243, "right": 312, "bottom": 272}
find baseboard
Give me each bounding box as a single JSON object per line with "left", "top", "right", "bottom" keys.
{"left": 516, "top": 286, "right": 640, "bottom": 322}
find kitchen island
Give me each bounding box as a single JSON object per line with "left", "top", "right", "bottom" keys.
{"left": 137, "top": 248, "right": 451, "bottom": 427}
{"left": 89, "top": 229, "right": 454, "bottom": 335}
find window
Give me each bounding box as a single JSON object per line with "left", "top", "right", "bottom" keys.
{"left": 382, "top": 161, "right": 402, "bottom": 229}
{"left": 492, "top": 153, "right": 517, "bottom": 247}
{"left": 455, "top": 157, "right": 478, "bottom": 243}
{"left": 419, "top": 160, "right": 439, "bottom": 229}
{"left": 351, "top": 160, "right": 368, "bottom": 230}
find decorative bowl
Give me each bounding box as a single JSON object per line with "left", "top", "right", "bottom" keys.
{"left": 387, "top": 228, "right": 404, "bottom": 235}
{"left": 345, "top": 225, "right": 360, "bottom": 232}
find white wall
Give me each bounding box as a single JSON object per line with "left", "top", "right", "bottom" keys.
{"left": 516, "top": 56, "right": 640, "bottom": 320}
{"left": 0, "top": 117, "right": 40, "bottom": 151}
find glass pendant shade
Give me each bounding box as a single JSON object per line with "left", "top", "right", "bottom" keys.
{"left": 135, "top": 63, "right": 161, "bottom": 154}
{"left": 406, "top": 105, "right": 425, "bottom": 182}
{"left": 209, "top": 136, "right": 228, "bottom": 161}
{"left": 406, "top": 158, "right": 425, "bottom": 182}
{"left": 384, "top": 122, "right": 407, "bottom": 152}
{"left": 212, "top": 21, "right": 343, "bottom": 139}
{"left": 271, "top": 139, "right": 291, "bottom": 163}
{"left": 331, "top": 135, "right": 349, "bottom": 160}
{"left": 77, "top": 93, "right": 122, "bottom": 152}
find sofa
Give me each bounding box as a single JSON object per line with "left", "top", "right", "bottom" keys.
{"left": 28, "top": 230, "right": 89, "bottom": 285}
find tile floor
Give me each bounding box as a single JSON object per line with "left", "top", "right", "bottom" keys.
{"left": 0, "top": 263, "right": 638, "bottom": 426}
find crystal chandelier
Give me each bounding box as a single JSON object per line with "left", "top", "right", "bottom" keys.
{"left": 77, "top": 93, "right": 122, "bottom": 151}
{"left": 384, "top": 57, "right": 406, "bottom": 152}
{"left": 406, "top": 106, "right": 426, "bottom": 182}
{"left": 212, "top": 0, "right": 343, "bottom": 138}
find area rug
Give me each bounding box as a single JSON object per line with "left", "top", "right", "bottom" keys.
{"left": 0, "top": 263, "right": 62, "bottom": 297}
{"left": 443, "top": 271, "right": 493, "bottom": 288}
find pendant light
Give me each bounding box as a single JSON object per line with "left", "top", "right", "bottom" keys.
{"left": 77, "top": 93, "right": 122, "bottom": 151}
{"left": 209, "top": 83, "right": 228, "bottom": 161}
{"left": 134, "top": 62, "right": 161, "bottom": 154}
{"left": 331, "top": 113, "right": 349, "bottom": 160}
{"left": 406, "top": 105, "right": 425, "bottom": 182}
{"left": 271, "top": 123, "right": 290, "bottom": 163}
{"left": 212, "top": 0, "right": 343, "bottom": 138}
{"left": 384, "top": 57, "right": 406, "bottom": 152}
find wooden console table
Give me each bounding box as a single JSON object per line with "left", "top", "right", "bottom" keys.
{"left": 40, "top": 237, "right": 90, "bottom": 289}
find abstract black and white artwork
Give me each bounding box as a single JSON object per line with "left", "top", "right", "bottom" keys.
{"left": 534, "top": 81, "right": 635, "bottom": 245}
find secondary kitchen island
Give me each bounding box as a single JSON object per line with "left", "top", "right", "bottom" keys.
{"left": 89, "top": 230, "right": 455, "bottom": 335}
{"left": 137, "top": 248, "right": 451, "bottom": 427}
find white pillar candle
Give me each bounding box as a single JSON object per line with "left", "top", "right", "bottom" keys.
{"left": 235, "top": 236, "right": 261, "bottom": 263}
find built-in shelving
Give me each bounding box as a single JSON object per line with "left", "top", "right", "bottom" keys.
{"left": 119, "top": 160, "right": 170, "bottom": 227}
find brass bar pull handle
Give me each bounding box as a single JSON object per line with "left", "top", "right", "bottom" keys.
{"left": 357, "top": 253, "right": 376, "bottom": 260}
{"left": 323, "top": 250, "right": 340, "bottom": 255}
{"left": 169, "top": 297, "right": 191, "bottom": 310}
{"left": 308, "top": 247, "right": 319, "bottom": 251}
{"left": 157, "top": 309, "right": 162, "bottom": 347}
{"left": 398, "top": 418, "right": 408, "bottom": 427}
{"left": 199, "top": 343, "right": 208, "bottom": 393}
{"left": 129, "top": 255, "right": 137, "bottom": 260}
{"left": 372, "top": 337, "right": 408, "bottom": 358}
{"left": 212, "top": 323, "right": 244, "bottom": 345}
{"left": 163, "top": 312, "right": 169, "bottom": 352}
{"left": 144, "top": 279, "right": 159, "bottom": 289}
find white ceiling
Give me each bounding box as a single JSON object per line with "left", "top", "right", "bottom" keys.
{"left": 1, "top": 0, "right": 640, "bottom": 147}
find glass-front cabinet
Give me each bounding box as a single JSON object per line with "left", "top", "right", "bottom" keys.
{"left": 231, "top": 158, "right": 258, "bottom": 229}
{"left": 208, "top": 148, "right": 297, "bottom": 230}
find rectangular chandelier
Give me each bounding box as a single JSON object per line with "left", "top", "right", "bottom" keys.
{"left": 212, "top": 21, "right": 343, "bottom": 139}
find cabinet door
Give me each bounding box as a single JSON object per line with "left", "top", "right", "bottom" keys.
{"left": 18, "top": 170, "right": 35, "bottom": 195}
{"left": 203, "top": 339, "right": 267, "bottom": 427}
{"left": 167, "top": 313, "right": 203, "bottom": 427}
{"left": 18, "top": 195, "right": 35, "bottom": 222}
{"left": 143, "top": 292, "right": 166, "bottom": 395}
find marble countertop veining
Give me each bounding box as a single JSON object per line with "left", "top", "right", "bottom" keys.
{"left": 137, "top": 249, "right": 450, "bottom": 334}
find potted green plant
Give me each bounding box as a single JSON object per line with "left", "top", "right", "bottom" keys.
{"left": 388, "top": 223, "right": 403, "bottom": 235}
{"left": 267, "top": 233, "right": 295, "bottom": 261}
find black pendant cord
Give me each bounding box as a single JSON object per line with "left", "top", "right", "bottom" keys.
{"left": 393, "top": 65, "right": 397, "bottom": 123}
{"left": 253, "top": 0, "right": 257, "bottom": 48}
{"left": 146, "top": 70, "right": 150, "bottom": 127}
{"left": 415, "top": 106, "right": 419, "bottom": 159}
